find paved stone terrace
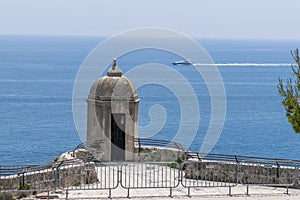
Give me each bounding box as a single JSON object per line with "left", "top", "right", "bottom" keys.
{"left": 21, "top": 184, "right": 300, "bottom": 199}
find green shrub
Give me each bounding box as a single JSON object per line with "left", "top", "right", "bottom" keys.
{"left": 19, "top": 181, "right": 30, "bottom": 190}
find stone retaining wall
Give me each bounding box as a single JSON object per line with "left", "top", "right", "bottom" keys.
{"left": 0, "top": 162, "right": 98, "bottom": 199}
{"left": 134, "top": 146, "right": 185, "bottom": 162}
{"left": 184, "top": 160, "right": 298, "bottom": 186}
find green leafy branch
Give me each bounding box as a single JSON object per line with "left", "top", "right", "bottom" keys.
{"left": 278, "top": 49, "right": 300, "bottom": 133}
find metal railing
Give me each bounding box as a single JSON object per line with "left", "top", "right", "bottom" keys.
{"left": 2, "top": 143, "right": 300, "bottom": 198}
{"left": 73, "top": 138, "right": 186, "bottom": 153}
{"left": 181, "top": 160, "right": 238, "bottom": 197}
{"left": 0, "top": 163, "right": 56, "bottom": 194}
{"left": 121, "top": 162, "right": 180, "bottom": 198}
{"left": 182, "top": 152, "right": 300, "bottom": 196}
{"left": 135, "top": 138, "right": 186, "bottom": 152}
{"left": 199, "top": 153, "right": 300, "bottom": 186}
{"left": 60, "top": 161, "right": 119, "bottom": 199}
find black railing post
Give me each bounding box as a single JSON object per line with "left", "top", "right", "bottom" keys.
{"left": 127, "top": 188, "right": 130, "bottom": 198}
{"left": 276, "top": 161, "right": 280, "bottom": 178}
{"left": 235, "top": 156, "right": 239, "bottom": 184}
{"left": 22, "top": 172, "right": 25, "bottom": 189}
{"left": 65, "top": 189, "right": 68, "bottom": 200}
{"left": 196, "top": 153, "right": 201, "bottom": 161}
{"left": 55, "top": 166, "right": 59, "bottom": 190}
{"left": 228, "top": 186, "right": 232, "bottom": 196}
{"left": 54, "top": 161, "right": 64, "bottom": 189}
{"left": 169, "top": 187, "right": 173, "bottom": 198}
{"left": 246, "top": 185, "right": 249, "bottom": 196}
{"left": 138, "top": 138, "right": 141, "bottom": 156}
{"left": 108, "top": 188, "right": 112, "bottom": 199}
{"left": 295, "top": 164, "right": 299, "bottom": 186}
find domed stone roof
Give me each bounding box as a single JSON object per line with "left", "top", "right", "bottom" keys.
{"left": 88, "top": 58, "right": 139, "bottom": 102}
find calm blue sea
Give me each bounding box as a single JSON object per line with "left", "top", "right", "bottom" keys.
{"left": 1, "top": 35, "right": 300, "bottom": 164}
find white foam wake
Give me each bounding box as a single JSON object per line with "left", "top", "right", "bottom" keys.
{"left": 193, "top": 63, "right": 293, "bottom": 67}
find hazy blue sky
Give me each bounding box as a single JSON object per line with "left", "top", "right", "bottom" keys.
{"left": 1, "top": 0, "right": 300, "bottom": 39}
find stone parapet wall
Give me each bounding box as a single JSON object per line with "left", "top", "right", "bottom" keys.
{"left": 184, "top": 160, "right": 298, "bottom": 186}
{"left": 184, "top": 161, "right": 238, "bottom": 184}
{"left": 0, "top": 161, "right": 98, "bottom": 198}
{"left": 134, "top": 146, "right": 185, "bottom": 162}
{"left": 0, "top": 168, "right": 55, "bottom": 191}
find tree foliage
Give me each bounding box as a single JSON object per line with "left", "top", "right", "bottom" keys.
{"left": 278, "top": 49, "right": 300, "bottom": 133}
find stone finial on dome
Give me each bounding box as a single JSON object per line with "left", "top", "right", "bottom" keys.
{"left": 107, "top": 58, "right": 123, "bottom": 77}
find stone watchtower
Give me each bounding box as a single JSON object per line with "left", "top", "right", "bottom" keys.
{"left": 86, "top": 59, "right": 139, "bottom": 161}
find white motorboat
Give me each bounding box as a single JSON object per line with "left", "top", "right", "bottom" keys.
{"left": 172, "top": 59, "right": 193, "bottom": 65}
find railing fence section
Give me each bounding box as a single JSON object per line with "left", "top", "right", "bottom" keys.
{"left": 182, "top": 161, "right": 238, "bottom": 196}
{"left": 121, "top": 162, "right": 180, "bottom": 197}
{"left": 0, "top": 163, "right": 57, "bottom": 199}
{"left": 1, "top": 153, "right": 300, "bottom": 198}
{"left": 237, "top": 158, "right": 298, "bottom": 195}
{"left": 58, "top": 161, "right": 119, "bottom": 198}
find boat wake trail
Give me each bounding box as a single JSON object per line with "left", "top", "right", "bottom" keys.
{"left": 193, "top": 63, "right": 292, "bottom": 67}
